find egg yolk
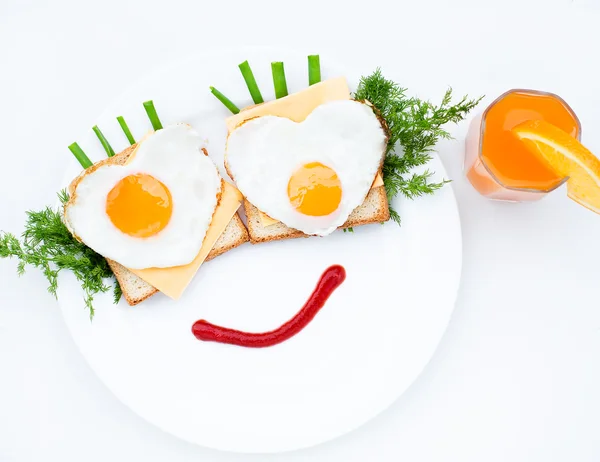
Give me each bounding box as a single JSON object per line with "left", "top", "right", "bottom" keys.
{"left": 287, "top": 162, "right": 342, "bottom": 216}
{"left": 106, "top": 174, "right": 173, "bottom": 238}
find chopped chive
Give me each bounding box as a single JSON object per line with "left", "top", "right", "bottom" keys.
{"left": 209, "top": 86, "right": 240, "bottom": 114}
{"left": 271, "top": 62, "right": 288, "bottom": 99}
{"left": 238, "top": 60, "right": 264, "bottom": 104}
{"left": 92, "top": 125, "right": 115, "bottom": 157}
{"left": 143, "top": 100, "right": 163, "bottom": 131}
{"left": 68, "top": 142, "right": 93, "bottom": 169}
{"left": 116, "top": 116, "right": 136, "bottom": 145}
{"left": 308, "top": 55, "right": 321, "bottom": 86}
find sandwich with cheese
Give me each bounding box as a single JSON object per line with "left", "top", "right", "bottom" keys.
{"left": 64, "top": 124, "right": 248, "bottom": 306}
{"left": 224, "top": 77, "right": 390, "bottom": 243}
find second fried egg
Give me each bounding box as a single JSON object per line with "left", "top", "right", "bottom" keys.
{"left": 226, "top": 100, "right": 387, "bottom": 236}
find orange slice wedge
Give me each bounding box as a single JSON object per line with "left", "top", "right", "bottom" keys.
{"left": 512, "top": 120, "right": 600, "bottom": 214}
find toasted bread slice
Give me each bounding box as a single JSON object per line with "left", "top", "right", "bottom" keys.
{"left": 244, "top": 185, "right": 390, "bottom": 244}
{"left": 68, "top": 144, "right": 250, "bottom": 306}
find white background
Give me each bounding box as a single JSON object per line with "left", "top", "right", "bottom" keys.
{"left": 1, "top": 0, "right": 599, "bottom": 461}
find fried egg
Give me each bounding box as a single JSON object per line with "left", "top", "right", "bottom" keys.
{"left": 65, "top": 124, "right": 222, "bottom": 269}
{"left": 226, "top": 100, "right": 387, "bottom": 236}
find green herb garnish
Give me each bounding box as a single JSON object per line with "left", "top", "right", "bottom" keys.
{"left": 92, "top": 125, "right": 116, "bottom": 157}
{"left": 271, "top": 62, "right": 288, "bottom": 99}
{"left": 113, "top": 280, "right": 123, "bottom": 305}
{"left": 117, "top": 116, "right": 136, "bottom": 145}
{"left": 239, "top": 60, "right": 264, "bottom": 104}
{"left": 68, "top": 142, "right": 92, "bottom": 169}
{"left": 308, "top": 55, "right": 321, "bottom": 86}
{"left": 143, "top": 100, "right": 163, "bottom": 130}
{"left": 210, "top": 86, "right": 240, "bottom": 114}
{"left": 0, "top": 191, "right": 120, "bottom": 319}
{"left": 354, "top": 69, "right": 482, "bottom": 223}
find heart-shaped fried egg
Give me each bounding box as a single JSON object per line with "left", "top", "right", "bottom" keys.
{"left": 65, "top": 124, "right": 221, "bottom": 269}
{"left": 226, "top": 100, "right": 387, "bottom": 236}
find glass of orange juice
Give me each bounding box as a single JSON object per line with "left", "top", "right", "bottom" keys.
{"left": 465, "top": 89, "right": 581, "bottom": 201}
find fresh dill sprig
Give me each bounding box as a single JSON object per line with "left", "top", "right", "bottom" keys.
{"left": 354, "top": 69, "right": 482, "bottom": 223}
{"left": 0, "top": 190, "right": 121, "bottom": 319}
{"left": 113, "top": 281, "right": 123, "bottom": 305}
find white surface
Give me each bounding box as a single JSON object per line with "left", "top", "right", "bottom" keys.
{"left": 57, "top": 48, "right": 462, "bottom": 453}
{"left": 1, "top": 1, "right": 599, "bottom": 461}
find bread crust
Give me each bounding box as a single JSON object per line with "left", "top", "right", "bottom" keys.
{"left": 244, "top": 185, "right": 390, "bottom": 244}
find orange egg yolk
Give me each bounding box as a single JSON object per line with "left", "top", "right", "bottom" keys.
{"left": 106, "top": 174, "right": 173, "bottom": 238}
{"left": 287, "top": 162, "right": 342, "bottom": 216}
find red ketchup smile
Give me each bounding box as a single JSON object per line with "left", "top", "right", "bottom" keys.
{"left": 191, "top": 265, "right": 346, "bottom": 348}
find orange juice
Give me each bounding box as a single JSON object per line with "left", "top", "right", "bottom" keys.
{"left": 465, "top": 89, "right": 581, "bottom": 201}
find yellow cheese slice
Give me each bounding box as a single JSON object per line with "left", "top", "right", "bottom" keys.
{"left": 226, "top": 77, "right": 351, "bottom": 132}
{"left": 225, "top": 77, "right": 384, "bottom": 227}
{"left": 129, "top": 181, "right": 243, "bottom": 299}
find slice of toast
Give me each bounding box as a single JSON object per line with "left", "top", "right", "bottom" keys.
{"left": 68, "top": 144, "right": 249, "bottom": 306}
{"left": 244, "top": 185, "right": 390, "bottom": 244}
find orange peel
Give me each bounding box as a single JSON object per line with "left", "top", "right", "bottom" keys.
{"left": 512, "top": 120, "right": 600, "bottom": 213}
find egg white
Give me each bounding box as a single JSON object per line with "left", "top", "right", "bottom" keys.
{"left": 226, "top": 100, "right": 387, "bottom": 236}
{"left": 65, "top": 124, "right": 221, "bottom": 269}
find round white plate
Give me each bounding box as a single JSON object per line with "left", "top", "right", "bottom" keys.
{"left": 58, "top": 48, "right": 462, "bottom": 453}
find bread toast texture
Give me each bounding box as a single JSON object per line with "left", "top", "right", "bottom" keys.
{"left": 244, "top": 185, "right": 390, "bottom": 244}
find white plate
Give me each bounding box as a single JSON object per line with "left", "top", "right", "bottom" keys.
{"left": 58, "top": 48, "right": 462, "bottom": 453}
